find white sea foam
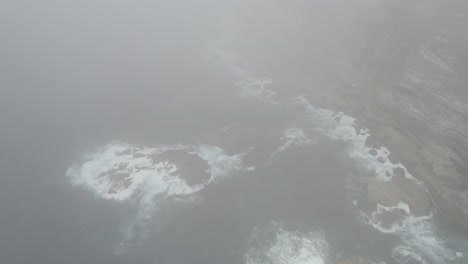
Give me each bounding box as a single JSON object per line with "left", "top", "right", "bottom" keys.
{"left": 354, "top": 200, "right": 456, "bottom": 264}
{"left": 393, "top": 218, "right": 457, "bottom": 264}
{"left": 210, "top": 37, "right": 459, "bottom": 263}
{"left": 67, "top": 141, "right": 244, "bottom": 254}
{"left": 353, "top": 201, "right": 456, "bottom": 264}
{"left": 212, "top": 37, "right": 410, "bottom": 183}
{"left": 210, "top": 39, "right": 415, "bottom": 184}
{"left": 236, "top": 77, "right": 278, "bottom": 104}
{"left": 66, "top": 141, "right": 200, "bottom": 202}
{"left": 67, "top": 142, "right": 244, "bottom": 200}
{"left": 393, "top": 246, "right": 427, "bottom": 264}
{"left": 66, "top": 141, "right": 182, "bottom": 202}
{"left": 355, "top": 201, "right": 420, "bottom": 234}
{"left": 289, "top": 96, "right": 416, "bottom": 183}
{"left": 210, "top": 38, "right": 279, "bottom": 104}
{"left": 274, "top": 127, "right": 313, "bottom": 155}
{"left": 191, "top": 144, "right": 244, "bottom": 182}
{"left": 245, "top": 222, "right": 328, "bottom": 264}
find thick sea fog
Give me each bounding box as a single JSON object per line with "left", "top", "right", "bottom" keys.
{"left": 1, "top": 1, "right": 468, "bottom": 264}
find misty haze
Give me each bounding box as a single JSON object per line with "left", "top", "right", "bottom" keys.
{"left": 1, "top": 1, "right": 468, "bottom": 264}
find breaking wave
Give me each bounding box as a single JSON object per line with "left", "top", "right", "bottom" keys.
{"left": 274, "top": 127, "right": 314, "bottom": 155}
{"left": 392, "top": 218, "right": 457, "bottom": 264}
{"left": 211, "top": 38, "right": 414, "bottom": 184}
{"left": 245, "top": 221, "right": 329, "bottom": 264}
{"left": 210, "top": 36, "right": 461, "bottom": 264}
{"left": 66, "top": 142, "right": 197, "bottom": 202}
{"left": 67, "top": 140, "right": 244, "bottom": 254}
{"left": 66, "top": 125, "right": 314, "bottom": 254}
{"left": 64, "top": 34, "right": 467, "bottom": 262}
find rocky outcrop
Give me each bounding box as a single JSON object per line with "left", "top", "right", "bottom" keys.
{"left": 350, "top": 0, "right": 468, "bottom": 232}
{"left": 153, "top": 149, "right": 210, "bottom": 186}
{"left": 300, "top": 0, "right": 468, "bottom": 232}
{"left": 238, "top": 0, "right": 468, "bottom": 233}
{"left": 366, "top": 177, "right": 431, "bottom": 216}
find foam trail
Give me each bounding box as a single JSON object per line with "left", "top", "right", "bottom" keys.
{"left": 210, "top": 37, "right": 279, "bottom": 104}
{"left": 210, "top": 40, "right": 415, "bottom": 183}
{"left": 67, "top": 141, "right": 244, "bottom": 254}
{"left": 393, "top": 246, "right": 427, "bottom": 264}
{"left": 192, "top": 144, "right": 244, "bottom": 182}
{"left": 210, "top": 36, "right": 458, "bottom": 263}
{"left": 66, "top": 141, "right": 188, "bottom": 202}
{"left": 245, "top": 221, "right": 328, "bottom": 264}
{"left": 354, "top": 199, "right": 455, "bottom": 263}
{"left": 392, "top": 217, "right": 457, "bottom": 264}
{"left": 289, "top": 96, "right": 418, "bottom": 183}
{"left": 274, "top": 127, "right": 313, "bottom": 155}
{"left": 357, "top": 202, "right": 414, "bottom": 234}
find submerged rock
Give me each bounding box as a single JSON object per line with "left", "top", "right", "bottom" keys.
{"left": 152, "top": 149, "right": 210, "bottom": 187}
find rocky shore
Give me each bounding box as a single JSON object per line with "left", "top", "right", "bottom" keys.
{"left": 341, "top": 0, "right": 468, "bottom": 233}
{"left": 237, "top": 0, "right": 468, "bottom": 234}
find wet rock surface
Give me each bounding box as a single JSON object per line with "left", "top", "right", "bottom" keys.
{"left": 366, "top": 177, "right": 430, "bottom": 216}
{"left": 351, "top": 1, "right": 468, "bottom": 232}
{"left": 238, "top": 0, "right": 468, "bottom": 233}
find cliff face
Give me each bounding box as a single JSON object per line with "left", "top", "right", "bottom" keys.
{"left": 348, "top": 0, "right": 468, "bottom": 232}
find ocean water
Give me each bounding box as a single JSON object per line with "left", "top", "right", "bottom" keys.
{"left": 8, "top": 40, "right": 461, "bottom": 264}
{"left": 2, "top": 1, "right": 468, "bottom": 264}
